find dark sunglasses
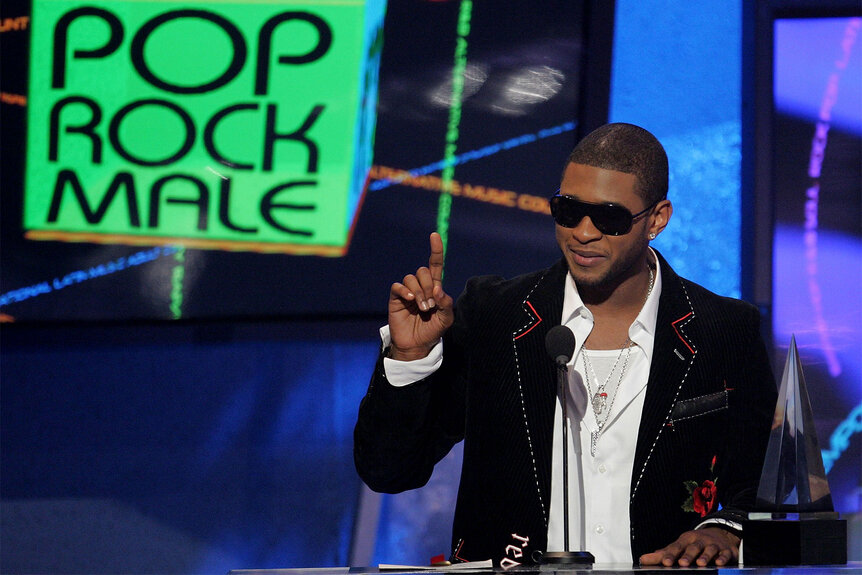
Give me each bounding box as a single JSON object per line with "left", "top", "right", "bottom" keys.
{"left": 549, "top": 192, "right": 660, "bottom": 236}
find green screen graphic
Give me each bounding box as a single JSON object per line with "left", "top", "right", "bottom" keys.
{"left": 25, "top": 0, "right": 386, "bottom": 254}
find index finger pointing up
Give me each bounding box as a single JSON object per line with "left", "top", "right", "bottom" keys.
{"left": 428, "top": 232, "right": 445, "bottom": 286}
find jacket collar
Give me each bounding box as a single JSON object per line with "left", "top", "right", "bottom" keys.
{"left": 512, "top": 258, "right": 568, "bottom": 344}
{"left": 631, "top": 250, "right": 699, "bottom": 501}
{"left": 509, "top": 259, "right": 568, "bottom": 524}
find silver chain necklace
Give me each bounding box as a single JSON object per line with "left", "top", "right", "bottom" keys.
{"left": 584, "top": 340, "right": 631, "bottom": 418}
{"left": 582, "top": 264, "right": 655, "bottom": 456}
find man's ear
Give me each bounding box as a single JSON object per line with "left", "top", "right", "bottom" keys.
{"left": 649, "top": 200, "right": 673, "bottom": 238}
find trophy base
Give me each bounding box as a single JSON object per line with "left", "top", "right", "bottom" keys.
{"left": 742, "top": 514, "right": 847, "bottom": 565}
{"left": 538, "top": 551, "right": 595, "bottom": 565}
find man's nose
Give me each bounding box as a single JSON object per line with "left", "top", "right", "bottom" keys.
{"left": 570, "top": 215, "right": 602, "bottom": 241}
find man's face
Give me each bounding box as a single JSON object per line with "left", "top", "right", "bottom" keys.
{"left": 554, "top": 162, "right": 654, "bottom": 291}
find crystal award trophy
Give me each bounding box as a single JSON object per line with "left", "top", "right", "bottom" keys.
{"left": 742, "top": 336, "right": 847, "bottom": 565}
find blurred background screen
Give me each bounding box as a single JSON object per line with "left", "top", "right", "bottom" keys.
{"left": 1, "top": 0, "right": 598, "bottom": 322}
{"left": 770, "top": 14, "right": 861, "bottom": 513}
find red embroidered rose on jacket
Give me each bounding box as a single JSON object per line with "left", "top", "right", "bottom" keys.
{"left": 682, "top": 455, "right": 718, "bottom": 517}
{"left": 691, "top": 479, "right": 718, "bottom": 516}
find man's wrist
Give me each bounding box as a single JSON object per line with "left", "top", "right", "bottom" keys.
{"left": 387, "top": 344, "right": 433, "bottom": 362}
{"left": 696, "top": 519, "right": 743, "bottom": 541}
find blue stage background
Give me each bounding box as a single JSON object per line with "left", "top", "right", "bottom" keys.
{"left": 2, "top": 1, "right": 860, "bottom": 573}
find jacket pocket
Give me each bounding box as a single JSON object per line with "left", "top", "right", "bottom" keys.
{"left": 670, "top": 390, "right": 729, "bottom": 422}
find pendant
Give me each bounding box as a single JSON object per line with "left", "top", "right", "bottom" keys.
{"left": 591, "top": 389, "right": 607, "bottom": 414}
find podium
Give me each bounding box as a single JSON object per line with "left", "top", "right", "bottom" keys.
{"left": 228, "top": 564, "right": 862, "bottom": 574}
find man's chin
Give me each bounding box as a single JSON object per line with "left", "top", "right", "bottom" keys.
{"left": 568, "top": 267, "right": 610, "bottom": 290}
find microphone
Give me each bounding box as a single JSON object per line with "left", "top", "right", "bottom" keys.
{"left": 546, "top": 325, "right": 576, "bottom": 366}
{"left": 538, "top": 324, "right": 594, "bottom": 566}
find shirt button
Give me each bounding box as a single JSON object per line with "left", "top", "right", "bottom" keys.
{"left": 598, "top": 464, "right": 607, "bottom": 473}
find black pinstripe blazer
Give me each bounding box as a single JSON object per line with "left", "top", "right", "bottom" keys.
{"left": 354, "top": 251, "right": 777, "bottom": 565}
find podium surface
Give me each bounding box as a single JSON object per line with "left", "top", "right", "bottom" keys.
{"left": 230, "top": 564, "right": 862, "bottom": 575}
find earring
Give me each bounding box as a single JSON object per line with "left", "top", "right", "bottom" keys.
{"left": 648, "top": 232, "right": 656, "bottom": 240}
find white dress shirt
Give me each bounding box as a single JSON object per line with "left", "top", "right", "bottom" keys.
{"left": 545, "top": 257, "right": 662, "bottom": 562}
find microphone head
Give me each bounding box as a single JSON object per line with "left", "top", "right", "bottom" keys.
{"left": 545, "top": 325, "right": 576, "bottom": 365}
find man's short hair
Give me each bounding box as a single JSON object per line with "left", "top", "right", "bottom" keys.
{"left": 566, "top": 123, "right": 669, "bottom": 205}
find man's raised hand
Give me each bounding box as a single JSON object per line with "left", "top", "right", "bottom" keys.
{"left": 388, "top": 232, "right": 454, "bottom": 361}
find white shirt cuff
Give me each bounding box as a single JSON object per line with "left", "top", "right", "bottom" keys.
{"left": 379, "top": 325, "right": 443, "bottom": 387}
{"left": 695, "top": 517, "right": 743, "bottom": 535}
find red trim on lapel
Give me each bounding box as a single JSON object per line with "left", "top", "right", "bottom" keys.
{"left": 452, "top": 539, "right": 467, "bottom": 562}
{"left": 671, "top": 312, "right": 695, "bottom": 354}
{"left": 513, "top": 301, "right": 542, "bottom": 340}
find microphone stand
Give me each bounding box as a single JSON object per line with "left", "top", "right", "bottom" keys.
{"left": 540, "top": 356, "right": 595, "bottom": 565}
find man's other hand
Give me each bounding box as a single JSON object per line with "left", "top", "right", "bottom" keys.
{"left": 639, "top": 527, "right": 740, "bottom": 567}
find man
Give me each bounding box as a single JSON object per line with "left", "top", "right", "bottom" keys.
{"left": 354, "top": 123, "right": 777, "bottom": 567}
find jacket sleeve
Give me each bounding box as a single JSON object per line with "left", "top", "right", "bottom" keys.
{"left": 353, "top": 351, "right": 465, "bottom": 493}
{"left": 353, "top": 286, "right": 476, "bottom": 494}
